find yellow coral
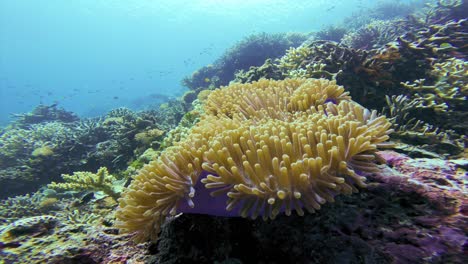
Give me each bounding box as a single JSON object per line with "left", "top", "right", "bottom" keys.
{"left": 277, "top": 46, "right": 314, "bottom": 71}
{"left": 48, "top": 167, "right": 124, "bottom": 200}
{"left": 134, "top": 128, "right": 165, "bottom": 145}
{"left": 115, "top": 78, "right": 393, "bottom": 242}
{"left": 31, "top": 145, "right": 54, "bottom": 157}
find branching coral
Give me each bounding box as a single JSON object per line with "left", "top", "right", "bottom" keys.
{"left": 397, "top": 18, "right": 468, "bottom": 60}
{"left": 182, "top": 32, "right": 308, "bottom": 91}
{"left": 315, "top": 25, "right": 348, "bottom": 42}
{"left": 400, "top": 57, "right": 468, "bottom": 135}
{"left": 0, "top": 192, "right": 59, "bottom": 223}
{"left": 59, "top": 209, "right": 102, "bottom": 226}
{"left": 383, "top": 95, "right": 464, "bottom": 157}
{"left": 48, "top": 167, "right": 124, "bottom": 201}
{"left": 11, "top": 104, "right": 79, "bottom": 128}
{"left": 234, "top": 58, "right": 284, "bottom": 84}
{"left": 277, "top": 41, "right": 371, "bottom": 82}
{"left": 401, "top": 58, "right": 467, "bottom": 111}
{"left": 115, "top": 78, "right": 393, "bottom": 242}
{"left": 341, "top": 19, "right": 407, "bottom": 50}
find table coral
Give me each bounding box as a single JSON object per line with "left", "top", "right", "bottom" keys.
{"left": 115, "top": 78, "right": 393, "bottom": 242}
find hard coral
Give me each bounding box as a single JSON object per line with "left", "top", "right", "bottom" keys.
{"left": 182, "top": 32, "right": 308, "bottom": 91}
{"left": 48, "top": 167, "right": 124, "bottom": 201}
{"left": 115, "top": 78, "right": 393, "bottom": 242}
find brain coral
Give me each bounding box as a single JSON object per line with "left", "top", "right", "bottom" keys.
{"left": 115, "top": 78, "right": 393, "bottom": 242}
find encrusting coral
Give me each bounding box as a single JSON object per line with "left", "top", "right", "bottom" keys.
{"left": 115, "top": 78, "right": 393, "bottom": 242}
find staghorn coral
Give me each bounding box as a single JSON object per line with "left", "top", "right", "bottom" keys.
{"left": 182, "top": 32, "right": 308, "bottom": 91}
{"left": 59, "top": 209, "right": 102, "bottom": 226}
{"left": 277, "top": 41, "right": 371, "bottom": 82}
{"left": 315, "top": 25, "right": 348, "bottom": 42}
{"left": 397, "top": 18, "right": 468, "bottom": 60}
{"left": 400, "top": 57, "right": 468, "bottom": 135}
{"left": 383, "top": 95, "right": 464, "bottom": 157}
{"left": 115, "top": 78, "right": 393, "bottom": 242}
{"left": 0, "top": 192, "right": 61, "bottom": 223}
{"left": 401, "top": 58, "right": 467, "bottom": 111}
{"left": 233, "top": 58, "right": 284, "bottom": 84}
{"left": 417, "top": 0, "right": 467, "bottom": 26}
{"left": 236, "top": 17, "right": 462, "bottom": 112}
{"left": 48, "top": 167, "right": 124, "bottom": 201}
{"left": 341, "top": 19, "right": 408, "bottom": 50}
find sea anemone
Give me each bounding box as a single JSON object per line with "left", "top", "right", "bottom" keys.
{"left": 115, "top": 78, "right": 393, "bottom": 242}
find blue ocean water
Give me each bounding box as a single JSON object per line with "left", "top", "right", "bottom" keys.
{"left": 0, "top": 0, "right": 404, "bottom": 125}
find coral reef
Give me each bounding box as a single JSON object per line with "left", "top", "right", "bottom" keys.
{"left": 0, "top": 215, "right": 58, "bottom": 242}
{"left": 236, "top": 15, "right": 467, "bottom": 117}
{"left": 379, "top": 57, "right": 468, "bottom": 158}
{"left": 418, "top": 0, "right": 468, "bottom": 26}
{"left": 0, "top": 121, "right": 83, "bottom": 198}
{"left": 0, "top": 191, "right": 61, "bottom": 224}
{"left": 115, "top": 78, "right": 393, "bottom": 242}
{"left": 342, "top": 0, "right": 422, "bottom": 30}
{"left": 233, "top": 58, "right": 284, "bottom": 84}
{"left": 0, "top": 101, "right": 185, "bottom": 198}
{"left": 398, "top": 18, "right": 468, "bottom": 60}
{"left": 0, "top": 1, "right": 466, "bottom": 262}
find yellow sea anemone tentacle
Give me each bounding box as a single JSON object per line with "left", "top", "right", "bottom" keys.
{"left": 115, "top": 142, "right": 204, "bottom": 242}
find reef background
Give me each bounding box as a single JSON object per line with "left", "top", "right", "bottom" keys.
{"left": 0, "top": 1, "right": 467, "bottom": 263}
